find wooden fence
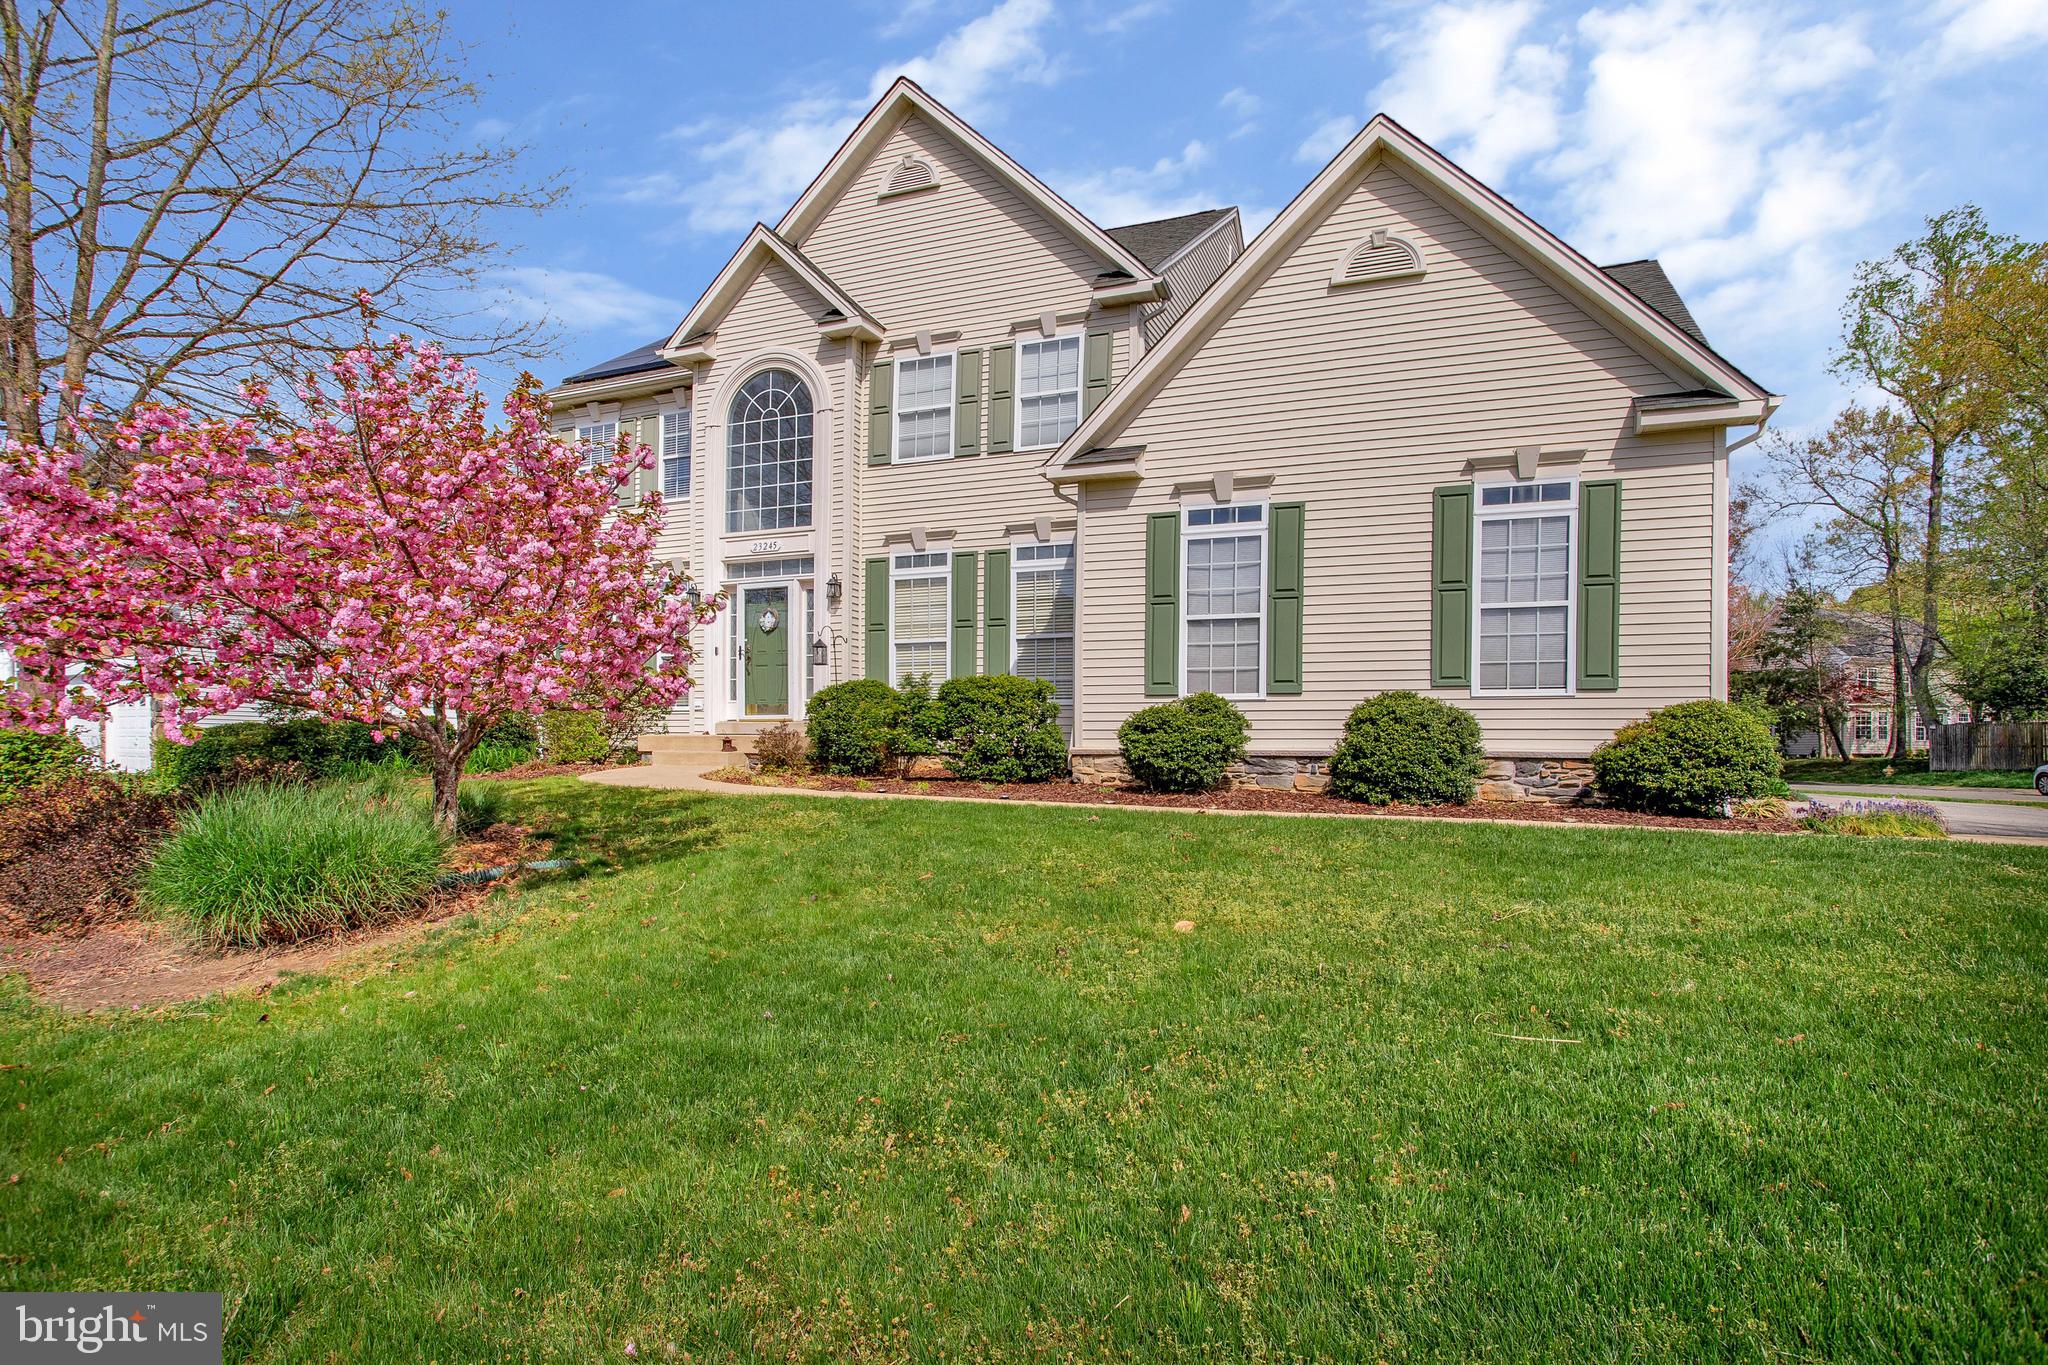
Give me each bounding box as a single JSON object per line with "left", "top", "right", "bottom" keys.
{"left": 1930, "top": 722, "right": 2048, "bottom": 771}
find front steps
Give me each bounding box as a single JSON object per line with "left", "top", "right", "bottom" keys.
{"left": 637, "top": 732, "right": 755, "bottom": 767}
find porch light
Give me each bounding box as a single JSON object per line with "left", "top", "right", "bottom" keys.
{"left": 825, "top": 572, "right": 842, "bottom": 605}
{"left": 810, "top": 637, "right": 829, "bottom": 669}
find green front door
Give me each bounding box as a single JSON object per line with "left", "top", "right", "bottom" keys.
{"left": 743, "top": 585, "right": 790, "bottom": 716}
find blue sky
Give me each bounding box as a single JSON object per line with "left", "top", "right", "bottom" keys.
{"left": 457, "top": 0, "right": 2047, "bottom": 472}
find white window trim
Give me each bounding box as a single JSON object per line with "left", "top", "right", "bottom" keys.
{"left": 1469, "top": 474, "right": 1578, "bottom": 699}
{"left": 1013, "top": 331, "right": 1085, "bottom": 453}
{"left": 1179, "top": 501, "right": 1267, "bottom": 702}
{"left": 659, "top": 404, "right": 692, "bottom": 499}
{"left": 889, "top": 549, "right": 953, "bottom": 684}
{"left": 892, "top": 349, "right": 958, "bottom": 463}
{"left": 1010, "top": 537, "right": 1077, "bottom": 720}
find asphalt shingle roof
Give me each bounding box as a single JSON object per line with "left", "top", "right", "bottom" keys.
{"left": 1599, "top": 259, "right": 1709, "bottom": 348}
{"left": 561, "top": 339, "right": 674, "bottom": 386}
{"left": 1104, "top": 208, "right": 1236, "bottom": 270}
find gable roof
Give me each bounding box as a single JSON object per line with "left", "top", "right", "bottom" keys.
{"left": 774, "top": 77, "right": 1162, "bottom": 298}
{"left": 1045, "top": 115, "right": 1777, "bottom": 477}
{"left": 1106, "top": 208, "right": 1238, "bottom": 270}
{"left": 1600, "top": 259, "right": 1709, "bottom": 347}
{"left": 661, "top": 223, "right": 884, "bottom": 357}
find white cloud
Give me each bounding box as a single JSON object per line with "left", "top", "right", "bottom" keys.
{"left": 484, "top": 267, "right": 685, "bottom": 334}
{"left": 1219, "top": 87, "right": 1261, "bottom": 119}
{"left": 1368, "top": 0, "right": 1568, "bottom": 182}
{"left": 1927, "top": 0, "right": 2048, "bottom": 67}
{"left": 1294, "top": 114, "right": 1356, "bottom": 165}
{"left": 644, "top": 0, "right": 1061, "bottom": 235}
{"left": 1057, "top": 141, "right": 1225, "bottom": 226}
{"left": 1088, "top": 0, "right": 1173, "bottom": 34}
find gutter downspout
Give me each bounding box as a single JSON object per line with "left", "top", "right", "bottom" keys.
{"left": 1723, "top": 395, "right": 1782, "bottom": 456}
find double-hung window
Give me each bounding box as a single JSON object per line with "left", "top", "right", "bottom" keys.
{"left": 890, "top": 551, "right": 951, "bottom": 682}
{"left": 660, "top": 409, "right": 691, "bottom": 497}
{"left": 574, "top": 419, "right": 617, "bottom": 470}
{"left": 1013, "top": 541, "right": 1076, "bottom": 726}
{"left": 1016, "top": 335, "right": 1081, "bottom": 449}
{"left": 1183, "top": 503, "right": 1264, "bottom": 698}
{"left": 1475, "top": 480, "right": 1574, "bottom": 694}
{"left": 894, "top": 354, "right": 955, "bottom": 462}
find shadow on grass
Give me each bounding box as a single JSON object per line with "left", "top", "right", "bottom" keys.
{"left": 489, "top": 779, "right": 727, "bottom": 884}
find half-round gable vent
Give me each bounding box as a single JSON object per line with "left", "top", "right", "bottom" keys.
{"left": 878, "top": 154, "right": 938, "bottom": 200}
{"left": 1332, "top": 229, "right": 1424, "bottom": 287}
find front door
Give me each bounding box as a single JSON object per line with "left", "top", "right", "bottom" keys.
{"left": 742, "top": 584, "right": 790, "bottom": 716}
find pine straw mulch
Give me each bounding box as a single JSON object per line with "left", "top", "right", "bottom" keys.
{"left": 705, "top": 767, "right": 1805, "bottom": 835}
{"left": 0, "top": 823, "right": 551, "bottom": 1013}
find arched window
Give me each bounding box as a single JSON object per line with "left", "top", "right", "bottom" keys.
{"left": 726, "top": 369, "right": 813, "bottom": 532}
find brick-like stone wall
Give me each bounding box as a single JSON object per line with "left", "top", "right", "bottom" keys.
{"left": 1070, "top": 752, "right": 1595, "bottom": 802}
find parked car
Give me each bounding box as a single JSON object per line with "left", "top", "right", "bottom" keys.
{"left": 2036, "top": 763, "right": 2048, "bottom": 796}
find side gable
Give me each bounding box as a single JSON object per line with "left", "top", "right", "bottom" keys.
{"left": 661, "top": 225, "right": 883, "bottom": 363}
{"left": 1047, "top": 116, "right": 1776, "bottom": 476}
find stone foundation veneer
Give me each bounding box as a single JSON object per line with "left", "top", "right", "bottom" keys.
{"left": 1068, "top": 752, "right": 1597, "bottom": 803}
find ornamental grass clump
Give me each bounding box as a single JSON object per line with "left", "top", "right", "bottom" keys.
{"left": 1327, "top": 691, "right": 1486, "bottom": 805}
{"left": 142, "top": 779, "right": 447, "bottom": 948}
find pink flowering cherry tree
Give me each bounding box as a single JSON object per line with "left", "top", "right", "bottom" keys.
{"left": 0, "top": 333, "right": 714, "bottom": 831}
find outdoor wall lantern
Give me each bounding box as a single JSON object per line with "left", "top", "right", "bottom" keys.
{"left": 825, "top": 572, "right": 842, "bottom": 605}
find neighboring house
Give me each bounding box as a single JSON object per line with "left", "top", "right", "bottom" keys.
{"left": 548, "top": 78, "right": 1779, "bottom": 798}
{"left": 1775, "top": 608, "right": 1966, "bottom": 758}
{"left": 0, "top": 650, "right": 266, "bottom": 773}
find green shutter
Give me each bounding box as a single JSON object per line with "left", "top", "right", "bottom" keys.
{"left": 951, "top": 551, "right": 977, "bottom": 678}
{"left": 868, "top": 359, "right": 892, "bottom": 466}
{"left": 1267, "top": 502, "right": 1305, "bottom": 695}
{"left": 955, "top": 348, "right": 982, "bottom": 457}
{"left": 983, "top": 548, "right": 1011, "bottom": 675}
{"left": 636, "top": 416, "right": 660, "bottom": 502}
{"left": 1578, "top": 479, "right": 1622, "bottom": 691}
{"left": 1083, "top": 331, "right": 1113, "bottom": 417}
{"left": 864, "top": 556, "right": 890, "bottom": 680}
{"left": 987, "top": 344, "right": 1014, "bottom": 454}
{"left": 1145, "top": 511, "right": 1180, "bottom": 696}
{"left": 1431, "top": 486, "right": 1473, "bottom": 688}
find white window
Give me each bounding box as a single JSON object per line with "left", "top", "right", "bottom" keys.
{"left": 1854, "top": 708, "right": 1892, "bottom": 749}
{"left": 1013, "top": 541, "right": 1075, "bottom": 727}
{"left": 1475, "top": 479, "right": 1575, "bottom": 694}
{"left": 894, "top": 354, "right": 955, "bottom": 462}
{"left": 661, "top": 409, "right": 691, "bottom": 498}
{"left": 1016, "top": 335, "right": 1081, "bottom": 449}
{"left": 890, "top": 551, "right": 951, "bottom": 683}
{"left": 726, "top": 369, "right": 813, "bottom": 532}
{"left": 574, "top": 419, "right": 617, "bottom": 470}
{"left": 1183, "top": 503, "right": 1264, "bottom": 698}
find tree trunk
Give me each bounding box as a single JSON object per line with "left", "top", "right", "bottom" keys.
{"left": 1909, "top": 438, "right": 1946, "bottom": 734}
{"left": 1886, "top": 581, "right": 1910, "bottom": 761}
{"left": 429, "top": 751, "right": 462, "bottom": 836}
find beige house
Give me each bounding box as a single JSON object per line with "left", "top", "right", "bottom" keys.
{"left": 549, "top": 79, "right": 1778, "bottom": 797}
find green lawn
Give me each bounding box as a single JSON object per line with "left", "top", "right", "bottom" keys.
{"left": 1784, "top": 756, "right": 2036, "bottom": 788}
{"left": 4, "top": 782, "right": 2045, "bottom": 1361}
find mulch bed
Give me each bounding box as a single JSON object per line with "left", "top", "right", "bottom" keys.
{"left": 467, "top": 759, "right": 616, "bottom": 781}
{"left": 711, "top": 769, "right": 1805, "bottom": 834}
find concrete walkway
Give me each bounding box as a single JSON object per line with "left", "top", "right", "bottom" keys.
{"left": 1793, "top": 781, "right": 2046, "bottom": 806}
{"left": 586, "top": 761, "right": 2048, "bottom": 844}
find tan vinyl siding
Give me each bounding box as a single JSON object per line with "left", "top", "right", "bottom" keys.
{"left": 1075, "top": 157, "right": 1718, "bottom": 759}
{"left": 793, "top": 112, "right": 1131, "bottom": 676}
{"left": 1141, "top": 221, "right": 1240, "bottom": 350}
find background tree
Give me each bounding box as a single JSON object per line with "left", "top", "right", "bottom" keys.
{"left": 1734, "top": 578, "right": 1854, "bottom": 759}
{"left": 1725, "top": 482, "right": 1778, "bottom": 679}
{"left": 0, "top": 0, "right": 561, "bottom": 464}
{"left": 1834, "top": 206, "right": 1999, "bottom": 735}
{"left": 0, "top": 330, "right": 711, "bottom": 830}
{"left": 1753, "top": 405, "right": 1926, "bottom": 757}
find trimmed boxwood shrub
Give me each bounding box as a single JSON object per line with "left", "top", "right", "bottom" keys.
{"left": 1118, "top": 693, "right": 1249, "bottom": 792}
{"left": 0, "top": 727, "right": 90, "bottom": 797}
{"left": 1327, "top": 691, "right": 1486, "bottom": 805}
{"left": 806, "top": 679, "right": 917, "bottom": 775}
{"left": 1591, "top": 699, "right": 1782, "bottom": 816}
{"left": 538, "top": 710, "right": 611, "bottom": 764}
{"left": 935, "top": 675, "right": 1068, "bottom": 783}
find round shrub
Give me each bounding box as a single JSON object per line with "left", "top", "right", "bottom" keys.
{"left": 936, "top": 675, "right": 1068, "bottom": 783}
{"left": 538, "top": 709, "right": 611, "bottom": 764}
{"left": 1327, "top": 691, "right": 1486, "bottom": 805}
{"left": 805, "top": 679, "right": 912, "bottom": 775}
{"left": 0, "top": 727, "right": 89, "bottom": 796}
{"left": 1117, "top": 693, "right": 1249, "bottom": 792}
{"left": 1590, "top": 699, "right": 1782, "bottom": 816}
{"left": 142, "top": 779, "right": 447, "bottom": 948}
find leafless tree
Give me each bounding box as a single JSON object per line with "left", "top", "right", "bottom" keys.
{"left": 0, "top": 0, "right": 563, "bottom": 460}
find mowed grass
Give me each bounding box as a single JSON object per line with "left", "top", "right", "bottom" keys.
{"left": 3, "top": 782, "right": 2045, "bottom": 1361}
{"left": 1784, "top": 756, "right": 2035, "bottom": 789}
